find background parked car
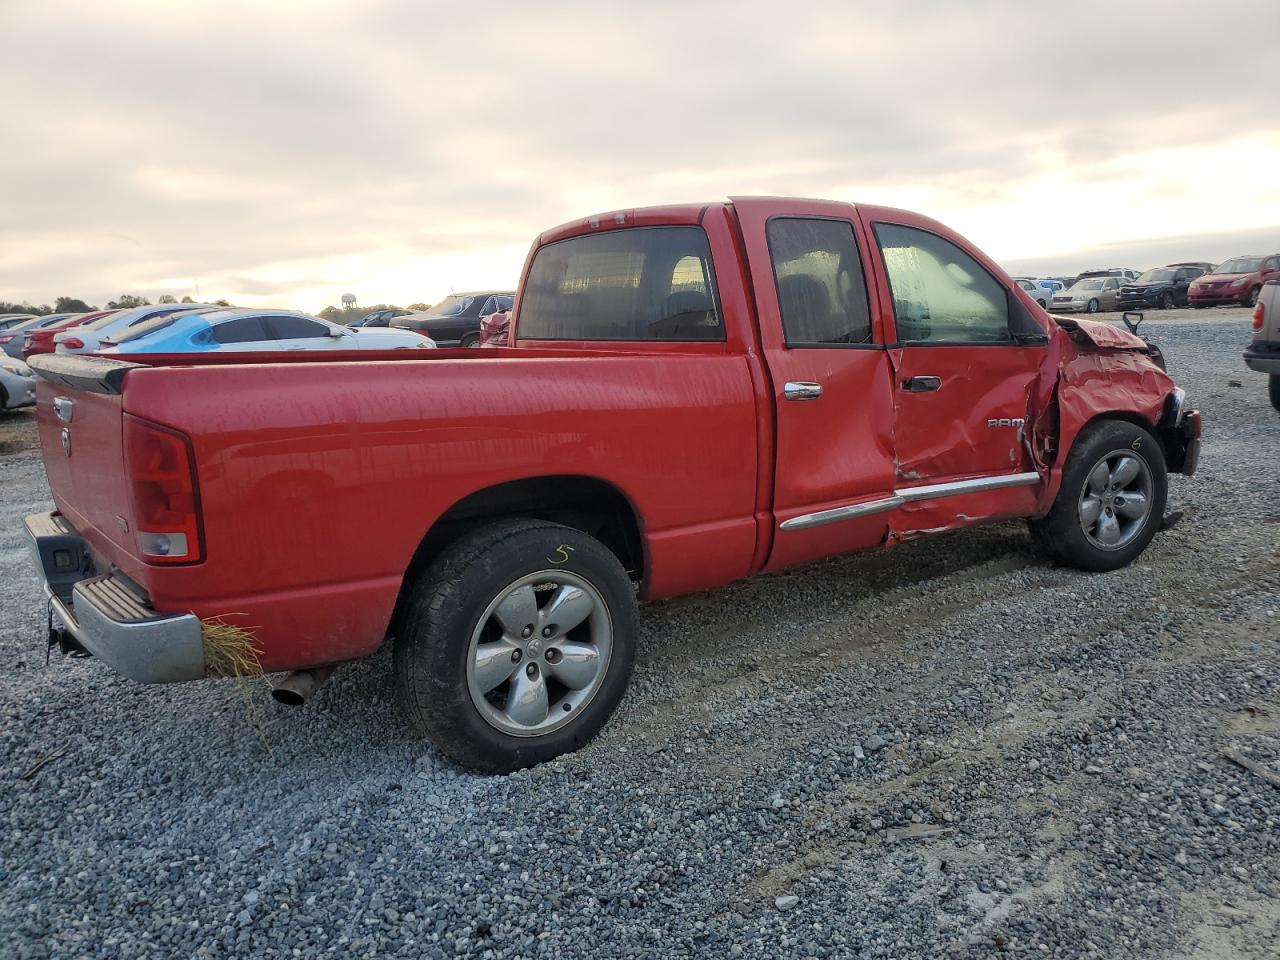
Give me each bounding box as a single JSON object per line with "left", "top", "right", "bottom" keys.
{"left": 351, "top": 308, "right": 411, "bottom": 328}
{"left": 0, "top": 356, "right": 36, "bottom": 412}
{"left": 1013, "top": 278, "right": 1058, "bottom": 308}
{"left": 23, "top": 309, "right": 120, "bottom": 359}
{"left": 100, "top": 307, "right": 436, "bottom": 354}
{"left": 1052, "top": 276, "right": 1123, "bottom": 313}
{"left": 1169, "top": 261, "right": 1216, "bottom": 273}
{"left": 54, "top": 303, "right": 215, "bottom": 354}
{"left": 1117, "top": 264, "right": 1207, "bottom": 310}
{"left": 391, "top": 290, "right": 516, "bottom": 346}
{"left": 0, "top": 313, "right": 37, "bottom": 332}
{"left": 1189, "top": 254, "right": 1280, "bottom": 308}
{"left": 1244, "top": 280, "right": 1280, "bottom": 411}
{"left": 2, "top": 313, "right": 72, "bottom": 359}
{"left": 1074, "top": 267, "right": 1143, "bottom": 284}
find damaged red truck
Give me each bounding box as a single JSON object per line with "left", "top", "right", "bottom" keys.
{"left": 25, "top": 198, "right": 1201, "bottom": 771}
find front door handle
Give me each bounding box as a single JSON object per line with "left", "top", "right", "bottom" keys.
{"left": 902, "top": 376, "right": 941, "bottom": 393}
{"left": 784, "top": 381, "right": 823, "bottom": 401}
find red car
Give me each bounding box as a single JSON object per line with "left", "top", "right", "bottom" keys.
{"left": 23, "top": 197, "right": 1200, "bottom": 771}
{"left": 22, "top": 309, "right": 119, "bottom": 359}
{"left": 1188, "top": 254, "right": 1280, "bottom": 308}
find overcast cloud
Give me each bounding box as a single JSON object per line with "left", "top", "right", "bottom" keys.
{"left": 2, "top": 0, "right": 1278, "bottom": 310}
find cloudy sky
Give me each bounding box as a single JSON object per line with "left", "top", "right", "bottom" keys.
{"left": 3, "top": 0, "right": 1278, "bottom": 311}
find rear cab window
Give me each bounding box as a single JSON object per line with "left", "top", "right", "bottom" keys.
{"left": 766, "top": 217, "right": 873, "bottom": 346}
{"left": 518, "top": 226, "right": 723, "bottom": 341}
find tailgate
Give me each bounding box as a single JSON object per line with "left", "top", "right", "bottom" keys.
{"left": 29, "top": 355, "right": 147, "bottom": 578}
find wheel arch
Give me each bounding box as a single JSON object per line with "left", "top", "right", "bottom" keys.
{"left": 401, "top": 474, "right": 646, "bottom": 592}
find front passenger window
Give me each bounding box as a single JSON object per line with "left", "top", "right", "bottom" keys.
{"left": 873, "top": 223, "right": 1010, "bottom": 344}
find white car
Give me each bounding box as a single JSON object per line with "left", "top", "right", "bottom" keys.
{"left": 100, "top": 308, "right": 436, "bottom": 354}
{"left": 1013, "top": 278, "right": 1063, "bottom": 308}
{"left": 55, "top": 302, "right": 215, "bottom": 354}
{"left": 1, "top": 357, "right": 36, "bottom": 412}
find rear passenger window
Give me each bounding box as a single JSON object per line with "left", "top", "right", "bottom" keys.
{"left": 874, "top": 223, "right": 1010, "bottom": 344}
{"left": 767, "top": 218, "right": 872, "bottom": 346}
{"left": 518, "top": 227, "right": 723, "bottom": 341}
{"left": 265, "top": 315, "right": 328, "bottom": 339}
{"left": 211, "top": 317, "right": 268, "bottom": 344}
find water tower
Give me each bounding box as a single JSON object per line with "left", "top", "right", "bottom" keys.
{"left": 341, "top": 293, "right": 357, "bottom": 309}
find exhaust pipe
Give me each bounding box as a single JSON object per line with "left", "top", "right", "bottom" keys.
{"left": 271, "top": 666, "right": 336, "bottom": 706}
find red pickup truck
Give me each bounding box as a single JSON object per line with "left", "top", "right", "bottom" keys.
{"left": 24, "top": 197, "right": 1201, "bottom": 771}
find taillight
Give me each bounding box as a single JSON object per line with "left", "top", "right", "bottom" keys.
{"left": 61, "top": 337, "right": 85, "bottom": 350}
{"left": 1253, "top": 301, "right": 1265, "bottom": 331}
{"left": 123, "top": 414, "right": 203, "bottom": 564}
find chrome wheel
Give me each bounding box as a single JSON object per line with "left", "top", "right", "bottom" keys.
{"left": 1078, "top": 451, "right": 1153, "bottom": 550}
{"left": 466, "top": 571, "right": 613, "bottom": 737}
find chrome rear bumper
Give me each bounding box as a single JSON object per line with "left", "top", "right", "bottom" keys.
{"left": 25, "top": 512, "right": 205, "bottom": 683}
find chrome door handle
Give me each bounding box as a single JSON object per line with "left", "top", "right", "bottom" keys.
{"left": 902, "top": 376, "right": 941, "bottom": 393}
{"left": 784, "top": 381, "right": 823, "bottom": 401}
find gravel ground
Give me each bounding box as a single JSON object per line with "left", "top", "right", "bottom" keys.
{"left": 2, "top": 308, "right": 1278, "bottom": 959}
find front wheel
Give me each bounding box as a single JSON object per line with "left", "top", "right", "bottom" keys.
{"left": 1246, "top": 286, "right": 1262, "bottom": 308}
{"left": 1086, "top": 298, "right": 1100, "bottom": 314}
{"left": 1270, "top": 374, "right": 1280, "bottom": 412}
{"left": 1158, "top": 292, "right": 1173, "bottom": 309}
{"left": 459, "top": 333, "right": 481, "bottom": 348}
{"left": 394, "top": 518, "right": 638, "bottom": 772}
{"left": 1029, "top": 419, "right": 1167, "bottom": 572}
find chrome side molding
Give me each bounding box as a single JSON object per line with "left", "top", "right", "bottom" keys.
{"left": 780, "top": 472, "right": 1041, "bottom": 532}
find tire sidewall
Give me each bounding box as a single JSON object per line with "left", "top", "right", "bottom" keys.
{"left": 1041, "top": 421, "right": 1168, "bottom": 571}
{"left": 1087, "top": 299, "right": 1100, "bottom": 313}
{"left": 398, "top": 522, "right": 637, "bottom": 772}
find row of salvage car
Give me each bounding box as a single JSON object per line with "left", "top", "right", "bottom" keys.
{"left": 0, "top": 305, "right": 437, "bottom": 413}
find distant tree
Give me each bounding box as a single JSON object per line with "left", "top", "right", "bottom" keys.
{"left": 108, "top": 294, "right": 151, "bottom": 309}
{"left": 180, "top": 295, "right": 194, "bottom": 303}
{"left": 55, "top": 296, "right": 93, "bottom": 313}
{"left": 408, "top": 302, "right": 431, "bottom": 311}
{"left": 157, "top": 294, "right": 177, "bottom": 304}
{"left": 317, "top": 306, "right": 344, "bottom": 322}
{"left": 0, "top": 300, "right": 50, "bottom": 315}
{"left": 214, "top": 299, "right": 230, "bottom": 307}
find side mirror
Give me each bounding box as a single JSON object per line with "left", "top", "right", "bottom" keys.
{"left": 328, "top": 326, "right": 347, "bottom": 338}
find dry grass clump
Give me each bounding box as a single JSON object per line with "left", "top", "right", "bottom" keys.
{"left": 201, "top": 617, "right": 263, "bottom": 678}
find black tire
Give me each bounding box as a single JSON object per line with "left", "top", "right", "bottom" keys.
{"left": 1245, "top": 286, "right": 1261, "bottom": 308}
{"left": 1158, "top": 292, "right": 1172, "bottom": 309}
{"left": 1029, "top": 419, "right": 1167, "bottom": 572}
{"left": 1270, "top": 374, "right": 1280, "bottom": 413}
{"left": 459, "top": 333, "right": 481, "bottom": 348}
{"left": 1036, "top": 298, "right": 1048, "bottom": 309}
{"left": 1086, "top": 298, "right": 1100, "bottom": 314}
{"left": 394, "top": 518, "right": 638, "bottom": 773}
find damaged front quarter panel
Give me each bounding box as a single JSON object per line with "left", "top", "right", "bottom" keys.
{"left": 1033, "top": 315, "right": 1182, "bottom": 512}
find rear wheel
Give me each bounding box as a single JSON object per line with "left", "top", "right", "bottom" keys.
{"left": 1086, "top": 298, "right": 1100, "bottom": 314}
{"left": 395, "top": 518, "right": 638, "bottom": 772}
{"left": 1030, "top": 420, "right": 1167, "bottom": 572}
{"left": 459, "top": 332, "right": 481, "bottom": 348}
{"left": 1270, "top": 374, "right": 1280, "bottom": 412}
{"left": 1158, "top": 291, "right": 1173, "bottom": 309}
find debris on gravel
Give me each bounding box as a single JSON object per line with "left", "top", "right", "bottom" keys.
{"left": 2, "top": 310, "right": 1278, "bottom": 958}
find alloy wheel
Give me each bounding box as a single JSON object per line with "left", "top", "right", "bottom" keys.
{"left": 1077, "top": 451, "right": 1154, "bottom": 550}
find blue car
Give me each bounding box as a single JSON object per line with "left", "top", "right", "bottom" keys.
{"left": 100, "top": 308, "right": 434, "bottom": 354}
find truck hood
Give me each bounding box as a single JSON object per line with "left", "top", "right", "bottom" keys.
{"left": 1051, "top": 315, "right": 1148, "bottom": 351}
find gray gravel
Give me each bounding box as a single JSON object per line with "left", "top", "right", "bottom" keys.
{"left": 2, "top": 307, "right": 1278, "bottom": 959}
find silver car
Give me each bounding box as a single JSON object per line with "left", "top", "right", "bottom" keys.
{"left": 1, "top": 356, "right": 36, "bottom": 412}
{"left": 1051, "top": 277, "right": 1123, "bottom": 314}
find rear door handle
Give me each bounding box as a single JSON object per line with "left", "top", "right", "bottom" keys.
{"left": 902, "top": 376, "right": 941, "bottom": 393}
{"left": 784, "top": 381, "right": 823, "bottom": 401}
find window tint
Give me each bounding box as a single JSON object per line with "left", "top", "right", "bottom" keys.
{"left": 519, "top": 226, "right": 722, "bottom": 341}
{"left": 211, "top": 316, "right": 268, "bottom": 344}
{"left": 767, "top": 218, "right": 872, "bottom": 346}
{"left": 266, "top": 315, "right": 328, "bottom": 339}
{"left": 874, "top": 223, "right": 1010, "bottom": 344}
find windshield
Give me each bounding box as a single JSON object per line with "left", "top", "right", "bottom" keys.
{"left": 1136, "top": 269, "right": 1176, "bottom": 284}
{"left": 107, "top": 309, "right": 213, "bottom": 344}
{"left": 1075, "top": 280, "right": 1105, "bottom": 291}
{"left": 1213, "top": 258, "right": 1262, "bottom": 275}
{"left": 422, "top": 295, "right": 475, "bottom": 319}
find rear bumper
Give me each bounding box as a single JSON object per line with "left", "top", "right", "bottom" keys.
{"left": 1244, "top": 340, "right": 1280, "bottom": 375}
{"left": 25, "top": 512, "right": 205, "bottom": 683}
